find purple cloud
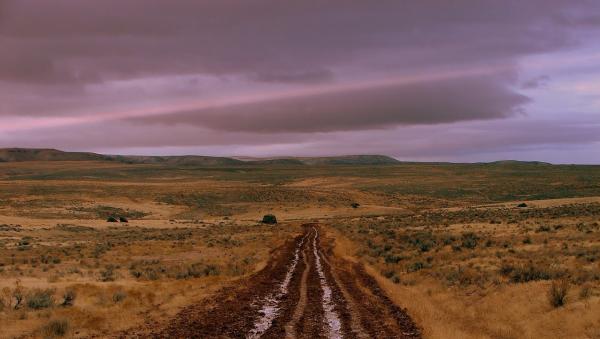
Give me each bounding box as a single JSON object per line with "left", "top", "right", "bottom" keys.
{"left": 131, "top": 73, "right": 529, "bottom": 133}
{"left": 1, "top": 0, "right": 600, "bottom": 162}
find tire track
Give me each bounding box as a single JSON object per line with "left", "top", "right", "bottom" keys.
{"left": 318, "top": 249, "right": 370, "bottom": 339}
{"left": 312, "top": 227, "right": 343, "bottom": 338}
{"left": 248, "top": 232, "right": 308, "bottom": 338}
{"left": 124, "top": 224, "right": 421, "bottom": 339}
{"left": 284, "top": 233, "right": 311, "bottom": 339}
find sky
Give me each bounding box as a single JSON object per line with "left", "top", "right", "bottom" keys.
{"left": 1, "top": 1, "right": 600, "bottom": 163}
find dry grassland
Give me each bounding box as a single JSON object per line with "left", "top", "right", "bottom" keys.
{"left": 1, "top": 160, "right": 600, "bottom": 338}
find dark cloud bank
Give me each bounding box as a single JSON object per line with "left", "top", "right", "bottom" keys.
{"left": 1, "top": 0, "right": 595, "bottom": 85}
{"left": 134, "top": 75, "right": 529, "bottom": 133}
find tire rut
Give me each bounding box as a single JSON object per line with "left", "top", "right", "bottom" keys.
{"left": 122, "top": 224, "right": 421, "bottom": 339}
{"left": 284, "top": 238, "right": 310, "bottom": 339}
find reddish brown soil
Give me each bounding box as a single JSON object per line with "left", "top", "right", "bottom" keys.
{"left": 122, "top": 225, "right": 420, "bottom": 338}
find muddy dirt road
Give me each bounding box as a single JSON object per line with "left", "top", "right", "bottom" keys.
{"left": 131, "top": 224, "right": 420, "bottom": 338}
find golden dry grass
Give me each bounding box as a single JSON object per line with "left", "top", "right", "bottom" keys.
{"left": 2, "top": 160, "right": 600, "bottom": 337}
{"left": 328, "top": 203, "right": 600, "bottom": 339}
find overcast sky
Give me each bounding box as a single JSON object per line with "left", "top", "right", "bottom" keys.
{"left": 1, "top": 1, "right": 600, "bottom": 163}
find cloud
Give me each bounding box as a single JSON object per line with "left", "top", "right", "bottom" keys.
{"left": 131, "top": 73, "right": 529, "bottom": 133}
{"left": 250, "top": 69, "right": 335, "bottom": 84}
{"left": 1, "top": 0, "right": 600, "bottom": 162}
{"left": 522, "top": 75, "right": 551, "bottom": 89}
{"left": 1, "top": 0, "right": 597, "bottom": 88}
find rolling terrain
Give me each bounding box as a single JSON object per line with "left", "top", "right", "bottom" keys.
{"left": 0, "top": 148, "right": 400, "bottom": 166}
{"left": 1, "top": 151, "right": 600, "bottom": 338}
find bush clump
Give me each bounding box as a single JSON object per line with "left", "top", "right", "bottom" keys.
{"left": 99, "top": 265, "right": 116, "bottom": 282}
{"left": 408, "top": 261, "right": 425, "bottom": 272}
{"left": 461, "top": 232, "right": 479, "bottom": 249}
{"left": 548, "top": 279, "right": 570, "bottom": 307}
{"left": 517, "top": 203, "right": 528, "bottom": 208}
{"left": 261, "top": 214, "right": 277, "bottom": 224}
{"left": 501, "top": 263, "right": 553, "bottom": 283}
{"left": 42, "top": 319, "right": 69, "bottom": 337}
{"left": 119, "top": 216, "right": 129, "bottom": 223}
{"left": 536, "top": 225, "right": 552, "bottom": 233}
{"left": 27, "top": 289, "right": 54, "bottom": 309}
{"left": 112, "top": 291, "right": 127, "bottom": 303}
{"left": 106, "top": 216, "right": 118, "bottom": 223}
{"left": 61, "top": 289, "right": 76, "bottom": 307}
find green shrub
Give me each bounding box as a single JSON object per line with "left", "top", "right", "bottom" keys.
{"left": 61, "top": 289, "right": 76, "bottom": 307}
{"left": 408, "top": 262, "right": 425, "bottom": 272}
{"left": 548, "top": 279, "right": 569, "bottom": 307}
{"left": 579, "top": 284, "right": 592, "bottom": 300}
{"left": 27, "top": 289, "right": 54, "bottom": 309}
{"left": 406, "top": 232, "right": 436, "bottom": 252}
{"left": 502, "top": 263, "right": 553, "bottom": 283}
{"left": 384, "top": 254, "right": 403, "bottom": 264}
{"left": 112, "top": 291, "right": 127, "bottom": 303}
{"left": 461, "top": 232, "right": 479, "bottom": 249}
{"left": 536, "top": 225, "right": 551, "bottom": 232}
{"left": 43, "top": 319, "right": 69, "bottom": 337}
{"left": 106, "top": 216, "right": 118, "bottom": 223}
{"left": 99, "top": 265, "right": 116, "bottom": 282}
{"left": 261, "top": 214, "right": 277, "bottom": 224}
{"left": 382, "top": 269, "right": 395, "bottom": 278}
{"left": 17, "top": 237, "right": 32, "bottom": 251}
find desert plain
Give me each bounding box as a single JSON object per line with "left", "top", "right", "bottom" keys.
{"left": 1, "top": 152, "right": 600, "bottom": 338}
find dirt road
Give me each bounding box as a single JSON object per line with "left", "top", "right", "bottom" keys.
{"left": 130, "top": 224, "right": 420, "bottom": 338}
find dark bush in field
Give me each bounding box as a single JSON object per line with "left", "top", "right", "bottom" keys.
{"left": 106, "top": 216, "right": 118, "bottom": 222}
{"left": 536, "top": 225, "right": 551, "bottom": 232}
{"left": 61, "top": 289, "right": 76, "bottom": 307}
{"left": 517, "top": 203, "right": 528, "bottom": 208}
{"left": 501, "top": 263, "right": 553, "bottom": 283}
{"left": 461, "top": 232, "right": 479, "bottom": 249}
{"left": 262, "top": 214, "right": 277, "bottom": 224}
{"left": 99, "top": 265, "right": 116, "bottom": 281}
{"left": 351, "top": 202, "right": 360, "bottom": 208}
{"left": 119, "top": 216, "right": 128, "bottom": 223}
{"left": 27, "top": 289, "right": 54, "bottom": 309}
{"left": 112, "top": 291, "right": 127, "bottom": 303}
{"left": 548, "top": 279, "right": 570, "bottom": 307}
{"left": 43, "top": 319, "right": 69, "bottom": 337}
{"left": 408, "top": 261, "right": 425, "bottom": 272}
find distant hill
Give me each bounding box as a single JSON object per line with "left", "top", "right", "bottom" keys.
{"left": 484, "top": 160, "right": 553, "bottom": 166}
{"left": 234, "top": 155, "right": 399, "bottom": 165}
{"left": 244, "top": 158, "right": 306, "bottom": 166}
{"left": 105, "top": 155, "right": 245, "bottom": 166}
{"left": 295, "top": 155, "right": 400, "bottom": 165}
{"left": 0, "top": 149, "right": 562, "bottom": 166}
{"left": 0, "top": 148, "right": 106, "bottom": 162}
{"left": 0, "top": 148, "right": 400, "bottom": 166}
{"left": 0, "top": 148, "right": 243, "bottom": 166}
